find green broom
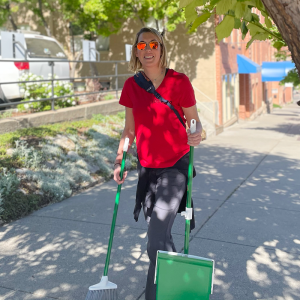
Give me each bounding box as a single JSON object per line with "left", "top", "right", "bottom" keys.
{"left": 85, "top": 137, "right": 129, "bottom": 300}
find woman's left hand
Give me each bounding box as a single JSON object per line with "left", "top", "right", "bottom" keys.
{"left": 187, "top": 121, "right": 202, "bottom": 146}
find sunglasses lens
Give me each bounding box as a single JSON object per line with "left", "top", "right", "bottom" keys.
{"left": 137, "top": 42, "right": 146, "bottom": 50}
{"left": 150, "top": 42, "right": 159, "bottom": 49}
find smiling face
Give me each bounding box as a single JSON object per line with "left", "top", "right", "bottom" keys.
{"left": 135, "top": 32, "right": 162, "bottom": 69}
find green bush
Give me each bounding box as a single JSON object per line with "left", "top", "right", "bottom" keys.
{"left": 104, "top": 94, "right": 114, "bottom": 100}
{"left": 18, "top": 73, "right": 78, "bottom": 112}
{"left": 0, "top": 111, "right": 136, "bottom": 224}
{"left": 0, "top": 168, "right": 20, "bottom": 221}
{"left": 0, "top": 168, "right": 20, "bottom": 198}
{"left": 0, "top": 191, "right": 43, "bottom": 222}
{"left": 0, "top": 111, "right": 13, "bottom": 119}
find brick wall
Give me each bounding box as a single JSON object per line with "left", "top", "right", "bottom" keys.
{"left": 215, "top": 7, "right": 293, "bottom": 123}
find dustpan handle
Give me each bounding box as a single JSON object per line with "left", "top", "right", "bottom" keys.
{"left": 103, "top": 138, "right": 129, "bottom": 276}
{"left": 184, "top": 120, "right": 196, "bottom": 254}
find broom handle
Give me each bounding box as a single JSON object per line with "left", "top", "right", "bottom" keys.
{"left": 184, "top": 120, "right": 196, "bottom": 255}
{"left": 104, "top": 138, "right": 129, "bottom": 276}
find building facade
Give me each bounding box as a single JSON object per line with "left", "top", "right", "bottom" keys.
{"left": 2, "top": 8, "right": 293, "bottom": 128}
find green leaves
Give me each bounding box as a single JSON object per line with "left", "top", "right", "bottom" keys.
{"left": 235, "top": 2, "right": 247, "bottom": 18}
{"left": 190, "top": 12, "right": 212, "bottom": 31}
{"left": 255, "top": 0, "right": 264, "bottom": 11}
{"left": 251, "top": 13, "right": 259, "bottom": 23}
{"left": 246, "top": 32, "right": 269, "bottom": 48}
{"left": 216, "top": 0, "right": 236, "bottom": 15}
{"left": 216, "top": 15, "right": 235, "bottom": 41}
{"left": 273, "top": 41, "right": 285, "bottom": 50}
{"left": 185, "top": 1, "right": 198, "bottom": 26}
{"left": 280, "top": 68, "right": 300, "bottom": 87}
{"left": 247, "top": 23, "right": 265, "bottom": 35}
{"left": 177, "top": 0, "right": 288, "bottom": 67}
{"left": 234, "top": 18, "right": 241, "bottom": 29}
{"left": 243, "top": 7, "right": 252, "bottom": 21}
{"left": 179, "top": 0, "right": 195, "bottom": 9}
{"left": 265, "top": 16, "right": 272, "bottom": 28}
{"left": 241, "top": 20, "right": 248, "bottom": 38}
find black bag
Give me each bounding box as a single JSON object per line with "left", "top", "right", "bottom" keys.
{"left": 134, "top": 71, "right": 186, "bottom": 128}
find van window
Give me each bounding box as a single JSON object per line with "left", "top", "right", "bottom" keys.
{"left": 25, "top": 38, "right": 67, "bottom": 58}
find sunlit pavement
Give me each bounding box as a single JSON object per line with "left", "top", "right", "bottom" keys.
{"left": 0, "top": 103, "right": 299, "bottom": 300}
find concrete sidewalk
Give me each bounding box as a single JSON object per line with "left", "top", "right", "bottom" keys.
{"left": 0, "top": 103, "right": 300, "bottom": 300}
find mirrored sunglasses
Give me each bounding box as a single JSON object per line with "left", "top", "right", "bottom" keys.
{"left": 136, "top": 41, "right": 160, "bottom": 50}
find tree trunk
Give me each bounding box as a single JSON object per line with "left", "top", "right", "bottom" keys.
{"left": 38, "top": 0, "right": 51, "bottom": 36}
{"left": 5, "top": 3, "right": 18, "bottom": 31}
{"left": 261, "top": 0, "right": 300, "bottom": 74}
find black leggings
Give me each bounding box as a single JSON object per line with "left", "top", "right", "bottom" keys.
{"left": 145, "top": 168, "right": 186, "bottom": 300}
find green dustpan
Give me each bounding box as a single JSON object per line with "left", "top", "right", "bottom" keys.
{"left": 155, "top": 119, "right": 215, "bottom": 300}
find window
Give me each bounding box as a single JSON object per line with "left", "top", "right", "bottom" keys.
{"left": 25, "top": 38, "right": 67, "bottom": 58}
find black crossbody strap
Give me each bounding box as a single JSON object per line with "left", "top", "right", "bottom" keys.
{"left": 134, "top": 72, "right": 186, "bottom": 128}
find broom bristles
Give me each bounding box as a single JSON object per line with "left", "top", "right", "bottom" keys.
{"left": 85, "top": 289, "right": 118, "bottom": 300}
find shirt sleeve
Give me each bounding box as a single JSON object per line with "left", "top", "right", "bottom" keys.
{"left": 179, "top": 75, "right": 197, "bottom": 108}
{"left": 119, "top": 79, "right": 133, "bottom": 108}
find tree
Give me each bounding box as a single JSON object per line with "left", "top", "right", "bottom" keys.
{"left": 0, "top": 1, "right": 22, "bottom": 31}
{"left": 28, "top": 0, "right": 53, "bottom": 36}
{"left": 178, "top": 0, "right": 300, "bottom": 81}
{"left": 0, "top": 0, "right": 53, "bottom": 36}
{"left": 59, "top": 0, "right": 185, "bottom": 39}
{"left": 280, "top": 69, "right": 300, "bottom": 88}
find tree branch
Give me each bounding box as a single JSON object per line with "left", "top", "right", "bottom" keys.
{"left": 248, "top": 21, "right": 285, "bottom": 42}
{"left": 38, "top": 0, "right": 51, "bottom": 36}
{"left": 5, "top": 3, "right": 17, "bottom": 31}
{"left": 131, "top": 5, "right": 145, "bottom": 27}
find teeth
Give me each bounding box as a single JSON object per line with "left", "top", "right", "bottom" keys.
{"left": 145, "top": 56, "right": 154, "bottom": 58}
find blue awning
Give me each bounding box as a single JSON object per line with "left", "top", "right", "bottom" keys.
{"left": 237, "top": 54, "right": 261, "bottom": 74}
{"left": 262, "top": 61, "right": 295, "bottom": 82}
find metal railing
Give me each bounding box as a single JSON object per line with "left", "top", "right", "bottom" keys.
{"left": 192, "top": 85, "right": 219, "bottom": 125}
{"left": 0, "top": 59, "right": 132, "bottom": 110}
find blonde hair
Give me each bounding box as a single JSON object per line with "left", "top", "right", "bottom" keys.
{"left": 129, "top": 27, "right": 168, "bottom": 72}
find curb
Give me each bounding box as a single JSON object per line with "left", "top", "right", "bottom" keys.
{"left": 0, "top": 99, "right": 124, "bottom": 135}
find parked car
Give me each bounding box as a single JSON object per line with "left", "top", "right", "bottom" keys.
{"left": 0, "top": 30, "right": 70, "bottom": 109}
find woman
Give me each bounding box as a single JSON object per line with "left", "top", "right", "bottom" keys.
{"left": 113, "top": 27, "right": 202, "bottom": 300}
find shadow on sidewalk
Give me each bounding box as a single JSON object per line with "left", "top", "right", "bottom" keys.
{"left": 0, "top": 142, "right": 299, "bottom": 300}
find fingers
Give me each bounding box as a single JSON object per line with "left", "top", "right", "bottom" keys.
{"left": 113, "top": 168, "right": 127, "bottom": 185}
{"left": 187, "top": 133, "right": 202, "bottom": 146}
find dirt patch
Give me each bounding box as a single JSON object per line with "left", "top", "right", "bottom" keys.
{"left": 77, "top": 127, "right": 90, "bottom": 134}
{"left": 19, "top": 136, "right": 43, "bottom": 148}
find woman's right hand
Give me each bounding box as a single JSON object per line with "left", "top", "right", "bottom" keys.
{"left": 113, "top": 164, "right": 128, "bottom": 185}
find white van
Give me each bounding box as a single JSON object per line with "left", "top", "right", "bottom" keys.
{"left": 0, "top": 30, "right": 70, "bottom": 108}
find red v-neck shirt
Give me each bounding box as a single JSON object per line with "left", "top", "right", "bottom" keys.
{"left": 119, "top": 69, "right": 196, "bottom": 168}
